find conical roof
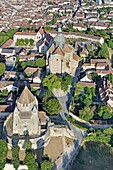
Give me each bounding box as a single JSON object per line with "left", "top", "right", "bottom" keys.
{"left": 18, "top": 86, "right": 35, "bottom": 105}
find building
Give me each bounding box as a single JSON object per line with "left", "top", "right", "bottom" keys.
{"left": 3, "top": 86, "right": 50, "bottom": 149}
{"left": 46, "top": 28, "right": 79, "bottom": 76}
{"left": 99, "top": 78, "right": 113, "bottom": 108}
{"left": 3, "top": 86, "right": 75, "bottom": 156}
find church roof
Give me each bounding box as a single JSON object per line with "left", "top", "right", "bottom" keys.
{"left": 18, "top": 86, "right": 35, "bottom": 105}
{"left": 73, "top": 53, "right": 79, "bottom": 61}
{"left": 39, "top": 27, "right": 44, "bottom": 35}
{"left": 49, "top": 43, "right": 55, "bottom": 53}
{"left": 64, "top": 44, "right": 73, "bottom": 53}
{"left": 53, "top": 46, "right": 65, "bottom": 56}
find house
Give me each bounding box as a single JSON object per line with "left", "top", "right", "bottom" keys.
{"left": 0, "top": 39, "right": 14, "bottom": 48}
{"left": 6, "top": 92, "right": 16, "bottom": 105}
{"left": 3, "top": 71, "right": 17, "bottom": 80}
{"left": 0, "top": 48, "right": 15, "bottom": 57}
{"left": 37, "top": 33, "right": 53, "bottom": 55}
{"left": 19, "top": 53, "right": 43, "bottom": 62}
{"left": 77, "top": 81, "right": 96, "bottom": 87}
{"left": 24, "top": 67, "right": 38, "bottom": 76}
{"left": 5, "top": 55, "right": 16, "bottom": 67}
{"left": 73, "top": 23, "right": 87, "bottom": 31}
{"left": 29, "top": 83, "right": 40, "bottom": 90}
{"left": 0, "top": 81, "right": 18, "bottom": 92}
{"left": 32, "top": 69, "right": 44, "bottom": 84}
{"left": 99, "top": 78, "right": 113, "bottom": 108}
{"left": 14, "top": 32, "right": 38, "bottom": 43}
{"left": 0, "top": 105, "right": 13, "bottom": 119}
{"left": 82, "top": 59, "right": 111, "bottom": 77}
{"left": 79, "top": 71, "right": 93, "bottom": 82}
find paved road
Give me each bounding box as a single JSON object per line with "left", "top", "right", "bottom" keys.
{"left": 56, "top": 95, "right": 84, "bottom": 143}
{"left": 53, "top": 61, "right": 83, "bottom": 142}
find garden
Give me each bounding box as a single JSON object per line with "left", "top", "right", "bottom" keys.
{"left": 70, "top": 85, "right": 113, "bottom": 122}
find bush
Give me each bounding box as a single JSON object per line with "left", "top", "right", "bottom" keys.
{"left": 98, "top": 104, "right": 113, "bottom": 120}
{"left": 23, "top": 152, "right": 38, "bottom": 170}
{"left": 12, "top": 146, "right": 20, "bottom": 170}
{"left": 0, "top": 140, "right": 8, "bottom": 169}
{"left": 25, "top": 141, "right": 32, "bottom": 151}
{"left": 41, "top": 155, "right": 52, "bottom": 170}
{"left": 79, "top": 106, "right": 95, "bottom": 122}
{"left": 0, "top": 62, "right": 6, "bottom": 76}
{"left": 36, "top": 58, "right": 46, "bottom": 67}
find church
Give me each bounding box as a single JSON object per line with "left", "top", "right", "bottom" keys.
{"left": 46, "top": 27, "right": 79, "bottom": 76}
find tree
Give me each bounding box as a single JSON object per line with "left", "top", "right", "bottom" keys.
{"left": 0, "top": 62, "right": 6, "bottom": 76}
{"left": 100, "top": 14, "right": 104, "bottom": 19}
{"left": 41, "top": 155, "right": 52, "bottom": 170}
{"left": 25, "top": 141, "right": 32, "bottom": 151}
{"left": 12, "top": 146, "right": 20, "bottom": 170}
{"left": 108, "top": 74, "right": 113, "bottom": 84}
{"left": 79, "top": 106, "right": 95, "bottom": 121}
{"left": 98, "top": 43, "right": 109, "bottom": 59}
{"left": 29, "top": 39, "right": 34, "bottom": 45}
{"left": 20, "top": 38, "right": 24, "bottom": 46}
{"left": 61, "top": 74, "right": 72, "bottom": 92}
{"left": 0, "top": 140, "right": 8, "bottom": 169}
{"left": 36, "top": 58, "right": 46, "bottom": 67}
{"left": 42, "top": 74, "right": 61, "bottom": 91}
{"left": 83, "top": 97, "right": 92, "bottom": 107}
{"left": 41, "top": 160, "right": 52, "bottom": 170}
{"left": 25, "top": 38, "right": 29, "bottom": 45}
{"left": 103, "top": 127, "right": 113, "bottom": 135}
{"left": 67, "top": 22, "right": 73, "bottom": 29}
{"left": 23, "top": 152, "right": 38, "bottom": 170}
{"left": 87, "top": 44, "right": 92, "bottom": 52}
{"left": 108, "top": 39, "right": 113, "bottom": 49}
{"left": 43, "top": 97, "right": 62, "bottom": 115}
{"left": 91, "top": 72, "right": 100, "bottom": 83}
{"left": 98, "top": 104, "right": 113, "bottom": 120}
{"left": 42, "top": 91, "right": 52, "bottom": 103}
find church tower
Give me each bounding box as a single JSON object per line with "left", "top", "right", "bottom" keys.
{"left": 13, "top": 86, "right": 39, "bottom": 136}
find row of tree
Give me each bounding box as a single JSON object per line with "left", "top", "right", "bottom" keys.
{"left": 15, "top": 38, "right": 34, "bottom": 46}
{"left": 0, "top": 140, "right": 52, "bottom": 170}
{"left": 15, "top": 58, "right": 46, "bottom": 71}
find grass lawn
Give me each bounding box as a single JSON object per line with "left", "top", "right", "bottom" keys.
{"left": 71, "top": 141, "right": 113, "bottom": 170}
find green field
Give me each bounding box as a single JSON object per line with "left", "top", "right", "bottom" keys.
{"left": 71, "top": 141, "right": 113, "bottom": 170}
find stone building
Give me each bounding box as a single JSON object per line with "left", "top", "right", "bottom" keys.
{"left": 46, "top": 28, "right": 79, "bottom": 76}
{"left": 13, "top": 86, "right": 39, "bottom": 136}
{"left": 3, "top": 86, "right": 75, "bottom": 169}
{"left": 3, "top": 86, "right": 50, "bottom": 149}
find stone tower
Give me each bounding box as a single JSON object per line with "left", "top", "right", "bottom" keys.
{"left": 13, "top": 86, "right": 39, "bottom": 136}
